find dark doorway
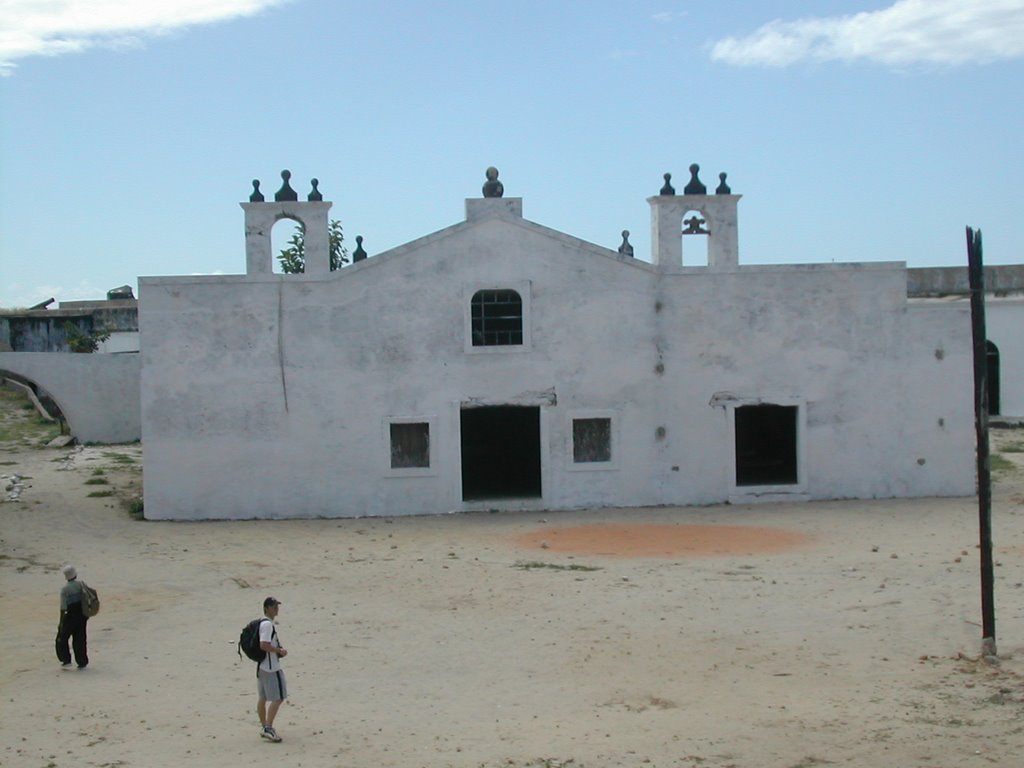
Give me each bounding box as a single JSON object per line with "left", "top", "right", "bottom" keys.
{"left": 986, "top": 340, "right": 1001, "bottom": 416}
{"left": 461, "top": 406, "right": 541, "bottom": 500}
{"left": 735, "top": 404, "right": 798, "bottom": 486}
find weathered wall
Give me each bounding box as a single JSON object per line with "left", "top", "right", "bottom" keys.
{"left": 0, "top": 302, "right": 138, "bottom": 352}
{"left": 0, "top": 352, "right": 141, "bottom": 443}
{"left": 987, "top": 298, "right": 1024, "bottom": 416}
{"left": 907, "top": 265, "right": 1024, "bottom": 296}
{"left": 139, "top": 209, "right": 975, "bottom": 520}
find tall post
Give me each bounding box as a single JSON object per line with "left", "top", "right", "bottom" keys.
{"left": 967, "top": 226, "right": 996, "bottom": 655}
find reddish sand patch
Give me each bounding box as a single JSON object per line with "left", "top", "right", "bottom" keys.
{"left": 516, "top": 523, "right": 813, "bottom": 558}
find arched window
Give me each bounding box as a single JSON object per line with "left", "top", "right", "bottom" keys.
{"left": 471, "top": 289, "right": 522, "bottom": 346}
{"left": 271, "top": 216, "right": 304, "bottom": 274}
{"left": 681, "top": 209, "right": 709, "bottom": 266}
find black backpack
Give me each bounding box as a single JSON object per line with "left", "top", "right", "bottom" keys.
{"left": 238, "top": 617, "right": 268, "bottom": 662}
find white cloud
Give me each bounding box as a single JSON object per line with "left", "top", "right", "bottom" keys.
{"left": 710, "top": 0, "right": 1024, "bottom": 68}
{"left": 651, "top": 11, "right": 687, "bottom": 24}
{"left": 0, "top": 0, "right": 289, "bottom": 75}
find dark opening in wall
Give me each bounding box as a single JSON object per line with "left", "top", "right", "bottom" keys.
{"left": 573, "top": 417, "right": 611, "bottom": 463}
{"left": 390, "top": 422, "right": 430, "bottom": 468}
{"left": 735, "top": 404, "right": 798, "bottom": 486}
{"left": 986, "top": 340, "right": 1001, "bottom": 415}
{"left": 461, "top": 405, "right": 541, "bottom": 500}
{"left": 681, "top": 209, "right": 709, "bottom": 266}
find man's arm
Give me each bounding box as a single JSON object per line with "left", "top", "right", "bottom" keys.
{"left": 259, "top": 639, "right": 287, "bottom": 657}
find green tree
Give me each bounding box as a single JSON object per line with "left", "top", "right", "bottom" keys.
{"left": 277, "top": 219, "right": 349, "bottom": 273}
{"left": 63, "top": 322, "right": 111, "bottom": 353}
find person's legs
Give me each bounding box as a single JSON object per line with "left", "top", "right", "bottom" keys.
{"left": 257, "top": 697, "right": 268, "bottom": 726}
{"left": 55, "top": 616, "right": 72, "bottom": 665}
{"left": 71, "top": 616, "right": 88, "bottom": 668}
{"left": 265, "top": 699, "right": 282, "bottom": 727}
{"left": 256, "top": 670, "right": 285, "bottom": 741}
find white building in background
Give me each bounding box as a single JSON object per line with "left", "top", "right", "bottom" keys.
{"left": 137, "top": 166, "right": 990, "bottom": 520}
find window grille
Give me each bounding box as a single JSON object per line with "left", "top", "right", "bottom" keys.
{"left": 471, "top": 289, "right": 523, "bottom": 346}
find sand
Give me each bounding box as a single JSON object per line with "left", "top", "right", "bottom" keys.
{"left": 3, "top": 434, "right": 1024, "bottom": 768}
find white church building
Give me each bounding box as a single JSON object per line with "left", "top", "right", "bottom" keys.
{"left": 137, "top": 166, "right": 981, "bottom": 520}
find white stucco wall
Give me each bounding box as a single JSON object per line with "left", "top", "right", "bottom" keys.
{"left": 139, "top": 207, "right": 976, "bottom": 520}
{"left": 987, "top": 298, "right": 1024, "bottom": 417}
{"left": 98, "top": 331, "right": 140, "bottom": 354}
{"left": 0, "top": 351, "right": 141, "bottom": 443}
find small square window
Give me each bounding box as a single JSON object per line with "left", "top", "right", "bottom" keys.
{"left": 573, "top": 418, "right": 612, "bottom": 463}
{"left": 390, "top": 422, "right": 430, "bottom": 469}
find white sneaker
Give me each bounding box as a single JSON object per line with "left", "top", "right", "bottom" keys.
{"left": 261, "top": 726, "right": 282, "bottom": 743}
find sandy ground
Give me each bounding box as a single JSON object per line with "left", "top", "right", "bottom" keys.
{"left": 3, "top": 429, "right": 1024, "bottom": 768}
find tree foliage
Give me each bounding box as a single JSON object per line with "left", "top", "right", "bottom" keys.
{"left": 277, "top": 219, "right": 349, "bottom": 273}
{"left": 64, "top": 322, "right": 111, "bottom": 353}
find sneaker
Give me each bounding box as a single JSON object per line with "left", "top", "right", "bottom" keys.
{"left": 77, "top": 664, "right": 88, "bottom": 670}
{"left": 261, "top": 726, "right": 282, "bottom": 743}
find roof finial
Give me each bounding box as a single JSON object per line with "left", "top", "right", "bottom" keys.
{"left": 249, "top": 179, "right": 265, "bottom": 202}
{"left": 308, "top": 178, "right": 323, "bottom": 201}
{"left": 482, "top": 166, "right": 504, "bottom": 198}
{"left": 683, "top": 163, "right": 706, "bottom": 195}
{"left": 275, "top": 170, "right": 298, "bottom": 202}
{"left": 353, "top": 235, "right": 367, "bottom": 262}
{"left": 659, "top": 173, "right": 675, "bottom": 195}
{"left": 715, "top": 172, "right": 731, "bottom": 195}
{"left": 618, "top": 230, "right": 634, "bottom": 257}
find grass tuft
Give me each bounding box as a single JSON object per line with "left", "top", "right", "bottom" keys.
{"left": 513, "top": 561, "right": 602, "bottom": 572}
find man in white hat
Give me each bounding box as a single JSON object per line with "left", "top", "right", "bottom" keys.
{"left": 56, "top": 565, "right": 88, "bottom": 669}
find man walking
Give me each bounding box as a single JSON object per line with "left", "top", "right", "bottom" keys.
{"left": 257, "top": 597, "right": 288, "bottom": 742}
{"left": 56, "top": 565, "right": 88, "bottom": 669}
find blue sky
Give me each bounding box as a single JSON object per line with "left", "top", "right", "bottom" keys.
{"left": 1, "top": 0, "right": 1022, "bottom": 308}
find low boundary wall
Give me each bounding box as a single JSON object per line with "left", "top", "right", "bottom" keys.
{"left": 0, "top": 352, "right": 141, "bottom": 444}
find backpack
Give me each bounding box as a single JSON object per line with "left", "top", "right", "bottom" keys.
{"left": 238, "top": 617, "right": 268, "bottom": 662}
{"left": 81, "top": 582, "right": 100, "bottom": 617}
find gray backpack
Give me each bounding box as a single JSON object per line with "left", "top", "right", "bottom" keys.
{"left": 81, "top": 582, "right": 100, "bottom": 617}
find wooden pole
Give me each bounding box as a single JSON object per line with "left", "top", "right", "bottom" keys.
{"left": 967, "top": 226, "right": 996, "bottom": 655}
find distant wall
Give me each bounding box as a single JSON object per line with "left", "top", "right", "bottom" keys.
{"left": 0, "top": 352, "right": 141, "bottom": 443}
{"left": 907, "top": 265, "right": 1024, "bottom": 296}
{"left": 0, "top": 301, "right": 138, "bottom": 352}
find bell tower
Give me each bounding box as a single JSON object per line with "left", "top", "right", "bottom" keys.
{"left": 648, "top": 164, "right": 740, "bottom": 270}
{"left": 240, "top": 170, "right": 333, "bottom": 275}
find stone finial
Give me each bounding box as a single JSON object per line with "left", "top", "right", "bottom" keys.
{"left": 249, "top": 180, "right": 265, "bottom": 202}
{"left": 308, "top": 178, "right": 323, "bottom": 201}
{"left": 275, "top": 169, "right": 298, "bottom": 202}
{"left": 660, "top": 173, "right": 675, "bottom": 195}
{"left": 482, "top": 166, "right": 504, "bottom": 198}
{"left": 715, "top": 172, "right": 731, "bottom": 195}
{"left": 618, "top": 230, "right": 634, "bottom": 257}
{"left": 683, "top": 163, "right": 706, "bottom": 195}
{"left": 353, "top": 235, "right": 367, "bottom": 262}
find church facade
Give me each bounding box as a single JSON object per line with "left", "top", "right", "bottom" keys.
{"left": 137, "top": 167, "right": 977, "bottom": 520}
